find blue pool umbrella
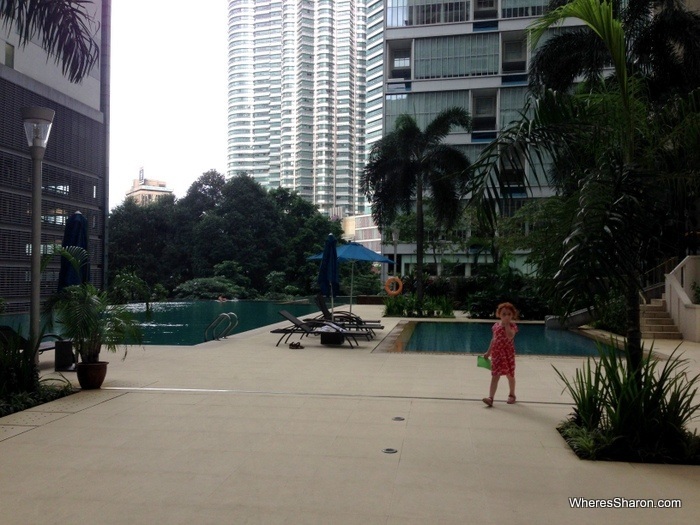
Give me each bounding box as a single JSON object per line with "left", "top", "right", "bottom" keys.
{"left": 309, "top": 241, "right": 392, "bottom": 313}
{"left": 57, "top": 211, "right": 89, "bottom": 290}
{"left": 317, "top": 233, "right": 340, "bottom": 312}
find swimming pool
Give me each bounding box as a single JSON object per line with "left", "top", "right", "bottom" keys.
{"left": 401, "top": 321, "right": 607, "bottom": 357}
{"left": 127, "top": 300, "right": 322, "bottom": 346}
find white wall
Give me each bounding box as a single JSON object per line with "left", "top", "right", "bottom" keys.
{"left": 666, "top": 256, "right": 700, "bottom": 342}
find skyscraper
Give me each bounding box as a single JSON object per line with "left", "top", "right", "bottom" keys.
{"left": 227, "top": 0, "right": 367, "bottom": 218}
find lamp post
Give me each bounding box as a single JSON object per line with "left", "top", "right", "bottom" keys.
{"left": 22, "top": 107, "right": 55, "bottom": 352}
{"left": 392, "top": 228, "right": 399, "bottom": 276}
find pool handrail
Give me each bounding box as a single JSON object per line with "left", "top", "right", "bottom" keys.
{"left": 204, "top": 312, "right": 239, "bottom": 342}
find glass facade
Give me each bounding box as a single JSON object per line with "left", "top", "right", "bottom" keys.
{"left": 227, "top": 0, "right": 367, "bottom": 217}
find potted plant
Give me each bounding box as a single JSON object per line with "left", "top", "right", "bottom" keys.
{"left": 50, "top": 283, "right": 142, "bottom": 389}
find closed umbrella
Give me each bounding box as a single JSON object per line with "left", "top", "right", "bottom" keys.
{"left": 310, "top": 241, "right": 392, "bottom": 313}
{"left": 57, "top": 211, "right": 89, "bottom": 290}
{"left": 317, "top": 233, "right": 339, "bottom": 313}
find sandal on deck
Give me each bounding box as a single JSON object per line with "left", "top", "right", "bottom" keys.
{"left": 289, "top": 342, "right": 304, "bottom": 349}
{"left": 482, "top": 397, "right": 493, "bottom": 407}
{"left": 507, "top": 395, "right": 516, "bottom": 404}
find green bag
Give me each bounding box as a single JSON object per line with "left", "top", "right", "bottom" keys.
{"left": 477, "top": 355, "right": 491, "bottom": 370}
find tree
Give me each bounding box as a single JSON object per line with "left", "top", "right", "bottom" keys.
{"left": 107, "top": 196, "right": 178, "bottom": 288}
{"left": 0, "top": 0, "right": 99, "bottom": 82}
{"left": 361, "top": 107, "right": 472, "bottom": 306}
{"left": 471, "top": 0, "right": 700, "bottom": 371}
{"left": 530, "top": 0, "right": 700, "bottom": 102}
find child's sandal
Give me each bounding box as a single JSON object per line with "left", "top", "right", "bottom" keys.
{"left": 482, "top": 397, "right": 493, "bottom": 407}
{"left": 507, "top": 395, "right": 516, "bottom": 404}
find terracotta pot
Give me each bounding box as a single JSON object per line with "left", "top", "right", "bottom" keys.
{"left": 76, "top": 361, "right": 108, "bottom": 390}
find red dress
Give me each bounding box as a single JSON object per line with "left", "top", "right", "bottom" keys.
{"left": 490, "top": 322, "right": 517, "bottom": 377}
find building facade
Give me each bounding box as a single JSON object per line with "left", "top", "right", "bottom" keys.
{"left": 0, "top": 1, "right": 110, "bottom": 315}
{"left": 378, "top": 0, "right": 581, "bottom": 276}
{"left": 227, "top": 0, "right": 367, "bottom": 218}
{"left": 126, "top": 168, "right": 173, "bottom": 206}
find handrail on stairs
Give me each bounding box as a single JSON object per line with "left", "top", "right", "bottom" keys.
{"left": 204, "top": 312, "right": 239, "bottom": 342}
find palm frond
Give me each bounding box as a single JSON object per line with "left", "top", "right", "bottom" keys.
{"left": 0, "top": 0, "right": 99, "bottom": 82}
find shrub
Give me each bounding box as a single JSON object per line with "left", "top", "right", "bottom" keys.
{"left": 591, "top": 291, "right": 627, "bottom": 335}
{"left": 0, "top": 333, "right": 75, "bottom": 417}
{"left": 554, "top": 344, "right": 700, "bottom": 464}
{"left": 174, "top": 277, "right": 247, "bottom": 300}
{"left": 384, "top": 293, "right": 454, "bottom": 317}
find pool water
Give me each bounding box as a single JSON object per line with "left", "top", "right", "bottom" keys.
{"left": 404, "top": 322, "right": 606, "bottom": 357}
{"left": 128, "top": 300, "right": 322, "bottom": 346}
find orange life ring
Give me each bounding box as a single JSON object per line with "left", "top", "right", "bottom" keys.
{"left": 385, "top": 276, "right": 403, "bottom": 296}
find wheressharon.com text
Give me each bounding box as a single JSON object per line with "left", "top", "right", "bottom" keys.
{"left": 569, "top": 497, "right": 682, "bottom": 509}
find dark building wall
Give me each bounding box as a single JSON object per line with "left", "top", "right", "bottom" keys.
{"left": 0, "top": 51, "right": 108, "bottom": 315}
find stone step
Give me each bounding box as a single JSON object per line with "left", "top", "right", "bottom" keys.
{"left": 640, "top": 304, "right": 667, "bottom": 313}
{"left": 641, "top": 331, "right": 683, "bottom": 340}
{"left": 649, "top": 298, "right": 666, "bottom": 307}
{"left": 642, "top": 324, "right": 681, "bottom": 332}
{"left": 641, "top": 319, "right": 676, "bottom": 326}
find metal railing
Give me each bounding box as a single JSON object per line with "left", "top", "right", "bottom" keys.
{"left": 204, "top": 312, "right": 239, "bottom": 342}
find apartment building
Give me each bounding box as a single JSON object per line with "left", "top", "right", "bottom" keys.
{"left": 376, "top": 0, "right": 578, "bottom": 275}
{"left": 227, "top": 0, "right": 367, "bottom": 217}
{"left": 0, "top": 1, "right": 109, "bottom": 315}
{"left": 126, "top": 168, "right": 173, "bottom": 206}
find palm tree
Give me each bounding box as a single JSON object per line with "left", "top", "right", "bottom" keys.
{"left": 470, "top": 0, "right": 700, "bottom": 371}
{"left": 530, "top": 0, "right": 700, "bottom": 102}
{"left": 0, "top": 0, "right": 99, "bottom": 82}
{"left": 361, "top": 107, "right": 472, "bottom": 306}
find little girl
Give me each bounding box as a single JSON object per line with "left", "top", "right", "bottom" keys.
{"left": 482, "top": 302, "right": 518, "bottom": 407}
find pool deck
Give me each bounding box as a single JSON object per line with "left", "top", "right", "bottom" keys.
{"left": 1, "top": 305, "right": 699, "bottom": 524}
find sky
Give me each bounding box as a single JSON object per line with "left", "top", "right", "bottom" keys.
{"left": 109, "top": 1, "right": 229, "bottom": 208}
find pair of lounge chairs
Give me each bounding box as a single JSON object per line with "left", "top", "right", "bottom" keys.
{"left": 271, "top": 310, "right": 373, "bottom": 348}
{"left": 309, "top": 294, "right": 384, "bottom": 337}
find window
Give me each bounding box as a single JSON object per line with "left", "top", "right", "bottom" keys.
{"left": 389, "top": 45, "right": 412, "bottom": 80}
{"left": 472, "top": 92, "right": 497, "bottom": 131}
{"left": 502, "top": 38, "right": 526, "bottom": 73}
{"left": 4, "top": 43, "right": 14, "bottom": 68}
{"left": 474, "top": 0, "right": 497, "bottom": 20}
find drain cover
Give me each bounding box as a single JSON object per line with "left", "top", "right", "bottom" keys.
{"left": 392, "top": 417, "right": 405, "bottom": 421}
{"left": 382, "top": 448, "right": 398, "bottom": 454}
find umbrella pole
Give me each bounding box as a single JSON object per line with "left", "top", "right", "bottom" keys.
{"left": 349, "top": 262, "right": 355, "bottom": 314}
{"left": 329, "top": 281, "right": 334, "bottom": 320}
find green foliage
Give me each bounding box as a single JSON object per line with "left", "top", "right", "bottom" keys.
{"left": 108, "top": 172, "right": 341, "bottom": 297}
{"left": 692, "top": 282, "right": 700, "bottom": 304}
{"left": 150, "top": 284, "right": 169, "bottom": 302}
{"left": 461, "top": 267, "right": 550, "bottom": 320}
{"left": 0, "top": 378, "right": 74, "bottom": 418}
{"left": 265, "top": 271, "right": 286, "bottom": 293}
{"left": 340, "top": 264, "right": 382, "bottom": 296}
{"left": 362, "top": 108, "right": 473, "bottom": 304}
{"left": 49, "top": 284, "right": 143, "bottom": 364}
{"left": 591, "top": 291, "right": 627, "bottom": 336}
{"left": 173, "top": 277, "right": 252, "bottom": 301}
{"left": 109, "top": 270, "right": 150, "bottom": 304}
{"left": 0, "top": 332, "right": 38, "bottom": 399}
{"left": 0, "top": 296, "right": 5, "bottom": 314}
{"left": 384, "top": 293, "right": 454, "bottom": 318}
{"left": 555, "top": 345, "right": 700, "bottom": 463}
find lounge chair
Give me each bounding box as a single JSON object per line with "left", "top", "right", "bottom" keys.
{"left": 271, "top": 310, "right": 372, "bottom": 348}
{"left": 311, "top": 294, "right": 384, "bottom": 335}
{"left": 0, "top": 325, "right": 66, "bottom": 355}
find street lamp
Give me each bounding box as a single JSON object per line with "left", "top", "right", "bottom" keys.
{"left": 22, "top": 106, "right": 55, "bottom": 351}
{"left": 392, "top": 228, "right": 399, "bottom": 276}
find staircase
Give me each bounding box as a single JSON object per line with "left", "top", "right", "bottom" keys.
{"left": 640, "top": 299, "right": 682, "bottom": 340}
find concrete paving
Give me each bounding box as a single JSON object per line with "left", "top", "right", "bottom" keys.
{"left": 1, "top": 305, "right": 699, "bottom": 524}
